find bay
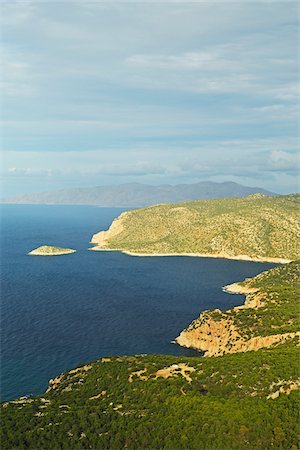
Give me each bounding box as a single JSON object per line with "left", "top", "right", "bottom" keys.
{"left": 0, "top": 205, "right": 276, "bottom": 401}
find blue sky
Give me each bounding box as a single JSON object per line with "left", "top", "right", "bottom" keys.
{"left": 1, "top": 1, "right": 299, "bottom": 195}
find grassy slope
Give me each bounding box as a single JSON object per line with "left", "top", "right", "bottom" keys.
{"left": 93, "top": 194, "right": 300, "bottom": 260}
{"left": 1, "top": 262, "right": 299, "bottom": 450}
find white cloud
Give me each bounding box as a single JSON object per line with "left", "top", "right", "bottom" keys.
{"left": 274, "top": 84, "right": 299, "bottom": 100}
{"left": 89, "top": 162, "right": 167, "bottom": 177}
{"left": 0, "top": 1, "right": 298, "bottom": 195}
{"left": 2, "top": 145, "right": 299, "bottom": 195}
{"left": 0, "top": 1, "right": 37, "bottom": 26}
{"left": 0, "top": 47, "right": 36, "bottom": 96}
{"left": 269, "top": 151, "right": 300, "bottom": 171}
{"left": 124, "top": 35, "right": 296, "bottom": 96}
{"left": 126, "top": 51, "right": 238, "bottom": 72}
{"left": 245, "top": 104, "right": 298, "bottom": 121}
{"left": 6, "top": 167, "right": 57, "bottom": 177}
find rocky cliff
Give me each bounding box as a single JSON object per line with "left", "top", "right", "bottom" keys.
{"left": 176, "top": 261, "right": 300, "bottom": 356}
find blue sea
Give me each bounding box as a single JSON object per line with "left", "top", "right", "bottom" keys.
{"left": 0, "top": 205, "right": 276, "bottom": 401}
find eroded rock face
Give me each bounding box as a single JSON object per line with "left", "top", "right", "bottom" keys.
{"left": 176, "top": 278, "right": 300, "bottom": 357}
{"left": 176, "top": 311, "right": 240, "bottom": 357}
{"left": 176, "top": 311, "right": 299, "bottom": 357}
{"left": 90, "top": 212, "right": 128, "bottom": 250}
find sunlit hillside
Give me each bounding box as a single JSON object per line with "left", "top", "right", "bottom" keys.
{"left": 91, "top": 194, "right": 300, "bottom": 262}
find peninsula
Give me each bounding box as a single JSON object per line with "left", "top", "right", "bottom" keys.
{"left": 90, "top": 194, "right": 300, "bottom": 263}
{"left": 28, "top": 246, "right": 76, "bottom": 256}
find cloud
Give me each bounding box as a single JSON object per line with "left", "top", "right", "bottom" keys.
{"left": 38, "top": 17, "right": 96, "bottom": 42}
{"left": 274, "top": 84, "right": 299, "bottom": 100}
{"left": 124, "top": 39, "right": 297, "bottom": 96}
{"left": 0, "top": 1, "right": 37, "bottom": 26}
{"left": 2, "top": 145, "right": 299, "bottom": 195}
{"left": 92, "top": 162, "right": 167, "bottom": 177}
{"left": 0, "top": 48, "right": 35, "bottom": 96}
{"left": 125, "top": 46, "right": 265, "bottom": 95}
{"left": 1, "top": 1, "right": 298, "bottom": 195}
{"left": 269, "top": 151, "right": 300, "bottom": 172}
{"left": 126, "top": 50, "right": 239, "bottom": 72}
{"left": 3, "top": 161, "right": 167, "bottom": 179}
{"left": 6, "top": 167, "right": 59, "bottom": 178}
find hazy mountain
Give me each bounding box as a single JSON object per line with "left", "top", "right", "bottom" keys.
{"left": 2, "top": 181, "right": 275, "bottom": 207}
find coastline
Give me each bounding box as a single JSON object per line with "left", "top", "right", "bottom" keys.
{"left": 175, "top": 262, "right": 300, "bottom": 356}
{"left": 89, "top": 246, "right": 290, "bottom": 264}
{"left": 222, "top": 282, "right": 260, "bottom": 295}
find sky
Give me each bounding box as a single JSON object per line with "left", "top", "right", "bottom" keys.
{"left": 1, "top": 1, "right": 299, "bottom": 196}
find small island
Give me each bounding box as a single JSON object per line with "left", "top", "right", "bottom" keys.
{"left": 28, "top": 245, "right": 76, "bottom": 256}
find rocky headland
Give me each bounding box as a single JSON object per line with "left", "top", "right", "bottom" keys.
{"left": 176, "top": 261, "right": 300, "bottom": 356}
{"left": 89, "top": 194, "right": 300, "bottom": 263}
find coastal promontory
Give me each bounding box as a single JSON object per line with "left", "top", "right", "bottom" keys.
{"left": 90, "top": 194, "right": 300, "bottom": 262}
{"left": 28, "top": 245, "right": 76, "bottom": 256}
{"left": 176, "top": 261, "right": 300, "bottom": 356}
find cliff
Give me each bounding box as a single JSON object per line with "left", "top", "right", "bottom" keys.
{"left": 90, "top": 194, "right": 300, "bottom": 262}
{"left": 176, "top": 261, "right": 300, "bottom": 356}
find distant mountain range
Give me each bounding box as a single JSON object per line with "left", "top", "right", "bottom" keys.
{"left": 2, "top": 181, "right": 275, "bottom": 207}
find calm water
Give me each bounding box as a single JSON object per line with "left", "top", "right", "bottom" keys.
{"left": 0, "top": 205, "right": 276, "bottom": 401}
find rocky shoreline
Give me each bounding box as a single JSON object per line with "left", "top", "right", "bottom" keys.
{"left": 175, "top": 267, "right": 300, "bottom": 357}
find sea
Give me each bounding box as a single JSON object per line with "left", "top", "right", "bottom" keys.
{"left": 0, "top": 205, "right": 277, "bottom": 401}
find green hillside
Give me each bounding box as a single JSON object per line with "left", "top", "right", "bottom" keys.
{"left": 229, "top": 260, "right": 300, "bottom": 338}
{"left": 91, "top": 194, "right": 300, "bottom": 261}
{"left": 2, "top": 347, "right": 299, "bottom": 450}
{"left": 1, "top": 262, "right": 299, "bottom": 450}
